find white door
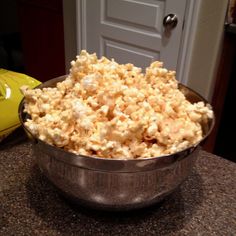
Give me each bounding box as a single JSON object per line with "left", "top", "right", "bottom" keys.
{"left": 77, "top": 0, "right": 186, "bottom": 71}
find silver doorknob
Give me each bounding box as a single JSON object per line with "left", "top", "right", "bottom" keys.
{"left": 163, "top": 14, "right": 178, "bottom": 30}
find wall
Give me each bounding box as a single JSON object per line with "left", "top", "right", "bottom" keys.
{"left": 18, "top": 0, "right": 65, "bottom": 81}
{"left": 186, "top": 0, "right": 228, "bottom": 100}
{"left": 0, "top": 0, "right": 24, "bottom": 72}
{"left": 0, "top": 0, "right": 19, "bottom": 34}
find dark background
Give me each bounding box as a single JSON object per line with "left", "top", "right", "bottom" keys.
{"left": 0, "top": 0, "right": 65, "bottom": 81}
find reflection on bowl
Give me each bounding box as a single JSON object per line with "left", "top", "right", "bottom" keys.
{"left": 18, "top": 75, "right": 214, "bottom": 211}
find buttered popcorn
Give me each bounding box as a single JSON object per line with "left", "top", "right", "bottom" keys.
{"left": 22, "top": 50, "right": 213, "bottom": 159}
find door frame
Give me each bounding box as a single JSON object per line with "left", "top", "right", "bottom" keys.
{"left": 176, "top": 0, "right": 200, "bottom": 84}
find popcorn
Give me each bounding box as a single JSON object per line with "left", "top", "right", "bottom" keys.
{"left": 22, "top": 50, "right": 213, "bottom": 159}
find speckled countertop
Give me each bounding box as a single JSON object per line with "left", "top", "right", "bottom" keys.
{"left": 0, "top": 132, "right": 236, "bottom": 235}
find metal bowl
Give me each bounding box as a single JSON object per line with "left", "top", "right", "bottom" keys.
{"left": 18, "top": 75, "right": 214, "bottom": 211}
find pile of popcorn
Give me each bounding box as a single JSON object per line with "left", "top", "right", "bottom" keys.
{"left": 22, "top": 50, "right": 213, "bottom": 159}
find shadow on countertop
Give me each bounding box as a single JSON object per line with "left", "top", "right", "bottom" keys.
{"left": 22, "top": 165, "right": 204, "bottom": 235}
{"left": 0, "top": 127, "right": 27, "bottom": 150}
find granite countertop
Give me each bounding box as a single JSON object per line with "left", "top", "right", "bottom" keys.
{"left": 0, "top": 132, "right": 236, "bottom": 235}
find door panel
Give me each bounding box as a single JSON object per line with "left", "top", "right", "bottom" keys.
{"left": 77, "top": 0, "right": 186, "bottom": 71}
{"left": 105, "top": 0, "right": 164, "bottom": 32}
{"left": 103, "top": 38, "right": 160, "bottom": 68}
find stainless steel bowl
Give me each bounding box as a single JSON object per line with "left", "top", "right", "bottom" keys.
{"left": 19, "top": 75, "right": 214, "bottom": 211}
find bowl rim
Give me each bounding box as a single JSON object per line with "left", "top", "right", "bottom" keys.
{"left": 18, "top": 75, "right": 215, "bottom": 170}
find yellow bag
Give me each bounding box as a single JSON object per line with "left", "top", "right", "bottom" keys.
{"left": 0, "top": 69, "right": 41, "bottom": 141}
